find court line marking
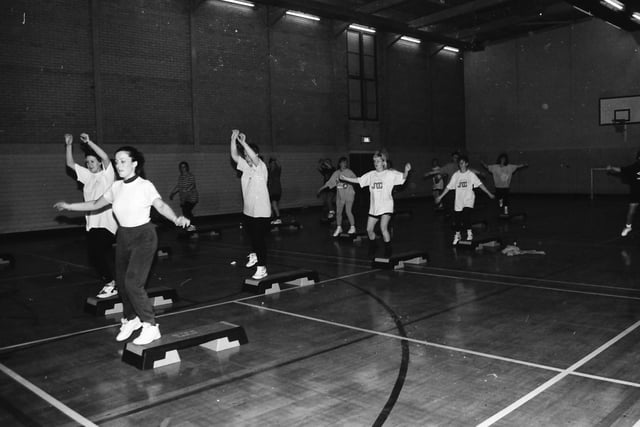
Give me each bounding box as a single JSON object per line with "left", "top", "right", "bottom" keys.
{"left": 477, "top": 319, "right": 640, "bottom": 426}
{"left": 402, "top": 270, "right": 640, "bottom": 301}
{"left": 234, "top": 301, "right": 640, "bottom": 390}
{"left": 0, "top": 362, "right": 98, "bottom": 427}
{"left": 0, "top": 269, "right": 377, "bottom": 353}
{"left": 410, "top": 265, "right": 640, "bottom": 293}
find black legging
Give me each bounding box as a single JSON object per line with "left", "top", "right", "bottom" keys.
{"left": 87, "top": 228, "right": 115, "bottom": 283}
{"left": 244, "top": 215, "right": 270, "bottom": 266}
{"left": 181, "top": 201, "right": 197, "bottom": 222}
{"left": 495, "top": 188, "right": 510, "bottom": 207}
{"left": 453, "top": 208, "right": 472, "bottom": 232}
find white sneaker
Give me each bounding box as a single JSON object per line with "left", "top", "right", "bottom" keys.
{"left": 252, "top": 266, "right": 268, "bottom": 280}
{"left": 245, "top": 253, "right": 258, "bottom": 268}
{"left": 333, "top": 226, "right": 343, "bottom": 237}
{"left": 452, "top": 232, "right": 461, "bottom": 245}
{"left": 187, "top": 225, "right": 196, "bottom": 232}
{"left": 116, "top": 316, "right": 142, "bottom": 342}
{"left": 271, "top": 218, "right": 282, "bottom": 225}
{"left": 97, "top": 281, "right": 117, "bottom": 299}
{"left": 132, "top": 323, "right": 161, "bottom": 346}
{"left": 504, "top": 206, "right": 509, "bottom": 215}
{"left": 347, "top": 226, "right": 356, "bottom": 234}
{"left": 467, "top": 230, "right": 473, "bottom": 241}
{"left": 621, "top": 225, "right": 632, "bottom": 237}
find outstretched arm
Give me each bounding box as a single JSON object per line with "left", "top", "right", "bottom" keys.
{"left": 481, "top": 161, "right": 489, "bottom": 170}
{"left": 152, "top": 198, "right": 190, "bottom": 228}
{"left": 340, "top": 175, "right": 359, "bottom": 184}
{"left": 435, "top": 187, "right": 451, "bottom": 204}
{"left": 230, "top": 129, "right": 240, "bottom": 163}
{"left": 237, "top": 133, "right": 260, "bottom": 165}
{"left": 65, "top": 134, "right": 75, "bottom": 170}
{"left": 515, "top": 163, "right": 528, "bottom": 170}
{"left": 478, "top": 184, "right": 495, "bottom": 199}
{"left": 403, "top": 163, "right": 411, "bottom": 180}
{"left": 54, "top": 196, "right": 110, "bottom": 212}
{"left": 80, "top": 133, "right": 110, "bottom": 170}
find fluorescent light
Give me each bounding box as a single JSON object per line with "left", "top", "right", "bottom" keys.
{"left": 285, "top": 10, "right": 320, "bottom": 21}
{"left": 443, "top": 46, "right": 460, "bottom": 53}
{"left": 572, "top": 5, "right": 593, "bottom": 16}
{"left": 349, "top": 23, "right": 376, "bottom": 34}
{"left": 400, "top": 36, "right": 421, "bottom": 44}
{"left": 632, "top": 11, "right": 640, "bottom": 23}
{"left": 220, "top": 0, "right": 255, "bottom": 7}
{"left": 605, "top": 20, "right": 622, "bottom": 29}
{"left": 600, "top": 0, "right": 624, "bottom": 12}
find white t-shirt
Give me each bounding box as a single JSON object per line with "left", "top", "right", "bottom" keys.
{"left": 237, "top": 157, "right": 271, "bottom": 218}
{"left": 74, "top": 163, "right": 117, "bottom": 234}
{"left": 358, "top": 169, "right": 405, "bottom": 216}
{"left": 487, "top": 164, "right": 518, "bottom": 188}
{"left": 102, "top": 177, "right": 161, "bottom": 227}
{"left": 447, "top": 170, "right": 482, "bottom": 211}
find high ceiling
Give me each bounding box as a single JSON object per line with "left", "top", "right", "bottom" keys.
{"left": 248, "top": 0, "right": 640, "bottom": 50}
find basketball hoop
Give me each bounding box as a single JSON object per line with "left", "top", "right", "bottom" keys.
{"left": 613, "top": 118, "right": 628, "bottom": 133}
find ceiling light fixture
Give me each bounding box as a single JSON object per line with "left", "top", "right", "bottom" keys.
{"left": 400, "top": 36, "right": 421, "bottom": 44}
{"left": 600, "top": 0, "right": 624, "bottom": 12}
{"left": 572, "top": 5, "right": 593, "bottom": 16}
{"left": 443, "top": 46, "right": 460, "bottom": 53}
{"left": 220, "top": 0, "right": 255, "bottom": 7}
{"left": 285, "top": 10, "right": 320, "bottom": 21}
{"left": 349, "top": 23, "right": 376, "bottom": 34}
{"left": 632, "top": 11, "right": 640, "bottom": 23}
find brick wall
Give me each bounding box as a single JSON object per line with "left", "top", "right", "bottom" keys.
{"left": 0, "top": 0, "right": 463, "bottom": 233}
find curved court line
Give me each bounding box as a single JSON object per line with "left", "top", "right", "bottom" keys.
{"left": 402, "top": 270, "right": 640, "bottom": 301}
{"left": 0, "top": 362, "right": 98, "bottom": 427}
{"left": 234, "top": 302, "right": 640, "bottom": 390}
{"left": 477, "top": 319, "right": 640, "bottom": 426}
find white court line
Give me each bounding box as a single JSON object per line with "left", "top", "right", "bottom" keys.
{"left": 0, "top": 362, "right": 98, "bottom": 427}
{"left": 412, "top": 265, "right": 640, "bottom": 293}
{"left": 235, "top": 301, "right": 640, "bottom": 390}
{"left": 477, "top": 319, "right": 640, "bottom": 426}
{"left": 402, "top": 270, "right": 640, "bottom": 301}
{"left": 0, "top": 269, "right": 377, "bottom": 353}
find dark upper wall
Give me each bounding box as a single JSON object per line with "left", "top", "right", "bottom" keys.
{"left": 0, "top": 0, "right": 464, "bottom": 232}
{"left": 464, "top": 18, "right": 640, "bottom": 194}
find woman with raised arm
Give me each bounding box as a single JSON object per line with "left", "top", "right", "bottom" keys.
{"left": 230, "top": 129, "right": 271, "bottom": 280}
{"left": 481, "top": 153, "right": 527, "bottom": 216}
{"left": 55, "top": 146, "right": 189, "bottom": 346}
{"left": 65, "top": 132, "right": 118, "bottom": 299}
{"left": 340, "top": 151, "right": 411, "bottom": 259}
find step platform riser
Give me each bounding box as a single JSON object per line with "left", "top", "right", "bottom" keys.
{"left": 122, "top": 321, "right": 248, "bottom": 370}
{"left": 85, "top": 287, "right": 178, "bottom": 316}
{"left": 372, "top": 251, "right": 428, "bottom": 270}
{"left": 243, "top": 269, "right": 319, "bottom": 294}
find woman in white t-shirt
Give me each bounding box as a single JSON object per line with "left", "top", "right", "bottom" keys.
{"left": 65, "top": 133, "right": 118, "bottom": 299}
{"left": 230, "top": 130, "right": 271, "bottom": 280}
{"left": 436, "top": 155, "right": 495, "bottom": 245}
{"left": 317, "top": 157, "right": 357, "bottom": 237}
{"left": 481, "top": 153, "right": 527, "bottom": 216}
{"left": 55, "top": 146, "right": 190, "bottom": 346}
{"left": 341, "top": 151, "right": 411, "bottom": 259}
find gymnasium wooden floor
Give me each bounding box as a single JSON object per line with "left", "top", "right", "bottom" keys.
{"left": 2, "top": 195, "right": 640, "bottom": 426}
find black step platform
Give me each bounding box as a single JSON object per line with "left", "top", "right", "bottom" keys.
{"left": 372, "top": 250, "right": 428, "bottom": 270}
{"left": 336, "top": 231, "right": 367, "bottom": 243}
{"left": 270, "top": 219, "right": 302, "bottom": 231}
{"left": 85, "top": 286, "right": 179, "bottom": 316}
{"left": 0, "top": 253, "right": 15, "bottom": 270}
{"left": 243, "top": 269, "right": 318, "bottom": 294}
{"left": 122, "top": 321, "right": 248, "bottom": 370}
{"left": 455, "top": 236, "right": 502, "bottom": 251}
{"left": 184, "top": 225, "right": 221, "bottom": 239}
{"left": 498, "top": 212, "right": 527, "bottom": 222}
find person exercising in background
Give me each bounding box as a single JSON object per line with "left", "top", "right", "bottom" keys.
{"left": 607, "top": 150, "right": 640, "bottom": 237}
{"left": 481, "top": 153, "right": 527, "bottom": 216}
{"left": 65, "top": 132, "right": 118, "bottom": 299}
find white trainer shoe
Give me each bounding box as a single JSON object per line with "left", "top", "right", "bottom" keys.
{"left": 333, "top": 226, "right": 343, "bottom": 237}
{"left": 621, "top": 224, "right": 632, "bottom": 237}
{"left": 452, "top": 232, "right": 461, "bottom": 245}
{"left": 97, "top": 281, "right": 117, "bottom": 299}
{"left": 467, "top": 229, "right": 474, "bottom": 241}
{"left": 245, "top": 253, "right": 258, "bottom": 268}
{"left": 133, "top": 323, "right": 161, "bottom": 346}
{"left": 116, "top": 316, "right": 142, "bottom": 342}
{"left": 252, "top": 266, "right": 268, "bottom": 280}
{"left": 347, "top": 226, "right": 356, "bottom": 234}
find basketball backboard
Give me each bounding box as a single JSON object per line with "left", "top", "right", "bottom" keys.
{"left": 599, "top": 95, "right": 640, "bottom": 125}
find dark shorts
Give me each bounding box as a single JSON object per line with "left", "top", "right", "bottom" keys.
{"left": 368, "top": 213, "right": 393, "bottom": 219}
